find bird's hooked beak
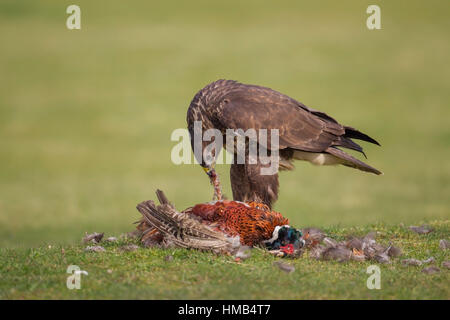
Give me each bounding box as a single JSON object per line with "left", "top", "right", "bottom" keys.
{"left": 203, "top": 166, "right": 216, "bottom": 178}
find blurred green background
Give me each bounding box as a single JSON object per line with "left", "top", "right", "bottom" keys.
{"left": 0, "top": 0, "right": 449, "bottom": 248}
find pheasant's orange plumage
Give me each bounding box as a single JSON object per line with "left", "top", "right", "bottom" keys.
{"left": 185, "top": 200, "right": 289, "bottom": 246}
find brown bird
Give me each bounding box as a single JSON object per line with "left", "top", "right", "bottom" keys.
{"left": 187, "top": 79, "right": 381, "bottom": 208}
{"left": 136, "top": 190, "right": 304, "bottom": 254}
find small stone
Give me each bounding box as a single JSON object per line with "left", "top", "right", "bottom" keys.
{"left": 106, "top": 237, "right": 117, "bottom": 242}
{"left": 401, "top": 258, "right": 422, "bottom": 266}
{"left": 422, "top": 266, "right": 440, "bottom": 274}
{"left": 439, "top": 239, "right": 450, "bottom": 250}
{"left": 85, "top": 246, "right": 106, "bottom": 253}
{"left": 409, "top": 225, "right": 433, "bottom": 234}
{"left": 107, "top": 269, "right": 113, "bottom": 274}
{"left": 273, "top": 261, "right": 295, "bottom": 273}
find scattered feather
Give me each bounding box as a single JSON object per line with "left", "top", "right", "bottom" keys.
{"left": 268, "top": 250, "right": 287, "bottom": 258}
{"left": 164, "top": 255, "right": 174, "bottom": 262}
{"left": 401, "top": 258, "right": 422, "bottom": 266}
{"left": 422, "top": 266, "right": 440, "bottom": 274}
{"left": 323, "top": 237, "right": 338, "bottom": 247}
{"left": 374, "top": 252, "right": 391, "bottom": 264}
{"left": 83, "top": 232, "right": 104, "bottom": 244}
{"left": 106, "top": 237, "right": 117, "bottom": 242}
{"left": 235, "top": 246, "right": 252, "bottom": 260}
{"left": 422, "top": 257, "right": 435, "bottom": 264}
{"left": 439, "top": 239, "right": 450, "bottom": 250}
{"left": 346, "top": 237, "right": 363, "bottom": 251}
{"left": 302, "top": 227, "right": 325, "bottom": 246}
{"left": 409, "top": 225, "right": 433, "bottom": 234}
{"left": 84, "top": 246, "right": 106, "bottom": 253}
{"left": 273, "top": 261, "right": 295, "bottom": 273}
{"left": 362, "top": 231, "right": 377, "bottom": 243}
{"left": 268, "top": 248, "right": 303, "bottom": 258}
{"left": 119, "top": 244, "right": 140, "bottom": 252}
{"left": 387, "top": 245, "right": 402, "bottom": 257}
{"left": 321, "top": 247, "right": 352, "bottom": 262}
{"left": 441, "top": 261, "right": 450, "bottom": 269}
{"left": 351, "top": 250, "right": 366, "bottom": 262}
{"left": 309, "top": 245, "right": 327, "bottom": 260}
{"left": 121, "top": 230, "right": 142, "bottom": 239}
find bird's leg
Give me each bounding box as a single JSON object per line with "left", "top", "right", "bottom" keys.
{"left": 204, "top": 167, "right": 222, "bottom": 201}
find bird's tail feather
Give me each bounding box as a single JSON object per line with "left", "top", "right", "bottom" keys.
{"left": 344, "top": 126, "right": 380, "bottom": 146}
{"left": 326, "top": 147, "right": 382, "bottom": 175}
{"left": 335, "top": 137, "right": 367, "bottom": 158}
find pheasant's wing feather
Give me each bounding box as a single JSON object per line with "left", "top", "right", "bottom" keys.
{"left": 136, "top": 199, "right": 231, "bottom": 252}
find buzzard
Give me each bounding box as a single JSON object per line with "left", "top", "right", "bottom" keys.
{"left": 187, "top": 80, "right": 381, "bottom": 208}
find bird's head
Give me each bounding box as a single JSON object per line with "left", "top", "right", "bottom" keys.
{"left": 264, "top": 225, "right": 305, "bottom": 254}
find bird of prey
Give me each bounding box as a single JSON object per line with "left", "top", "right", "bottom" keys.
{"left": 136, "top": 190, "right": 304, "bottom": 254}
{"left": 187, "top": 79, "right": 381, "bottom": 208}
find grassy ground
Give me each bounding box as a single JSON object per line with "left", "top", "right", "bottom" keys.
{"left": 0, "top": 1, "right": 449, "bottom": 299}
{"left": 1, "top": 222, "right": 449, "bottom": 299}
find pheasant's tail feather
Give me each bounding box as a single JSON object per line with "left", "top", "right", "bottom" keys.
{"left": 137, "top": 200, "right": 181, "bottom": 236}
{"left": 155, "top": 189, "right": 172, "bottom": 206}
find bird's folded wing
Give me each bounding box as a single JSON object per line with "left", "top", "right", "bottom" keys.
{"left": 219, "top": 85, "right": 343, "bottom": 152}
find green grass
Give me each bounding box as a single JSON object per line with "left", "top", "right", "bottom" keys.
{"left": 0, "top": 0, "right": 449, "bottom": 299}
{"left": 1, "top": 221, "right": 449, "bottom": 299}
